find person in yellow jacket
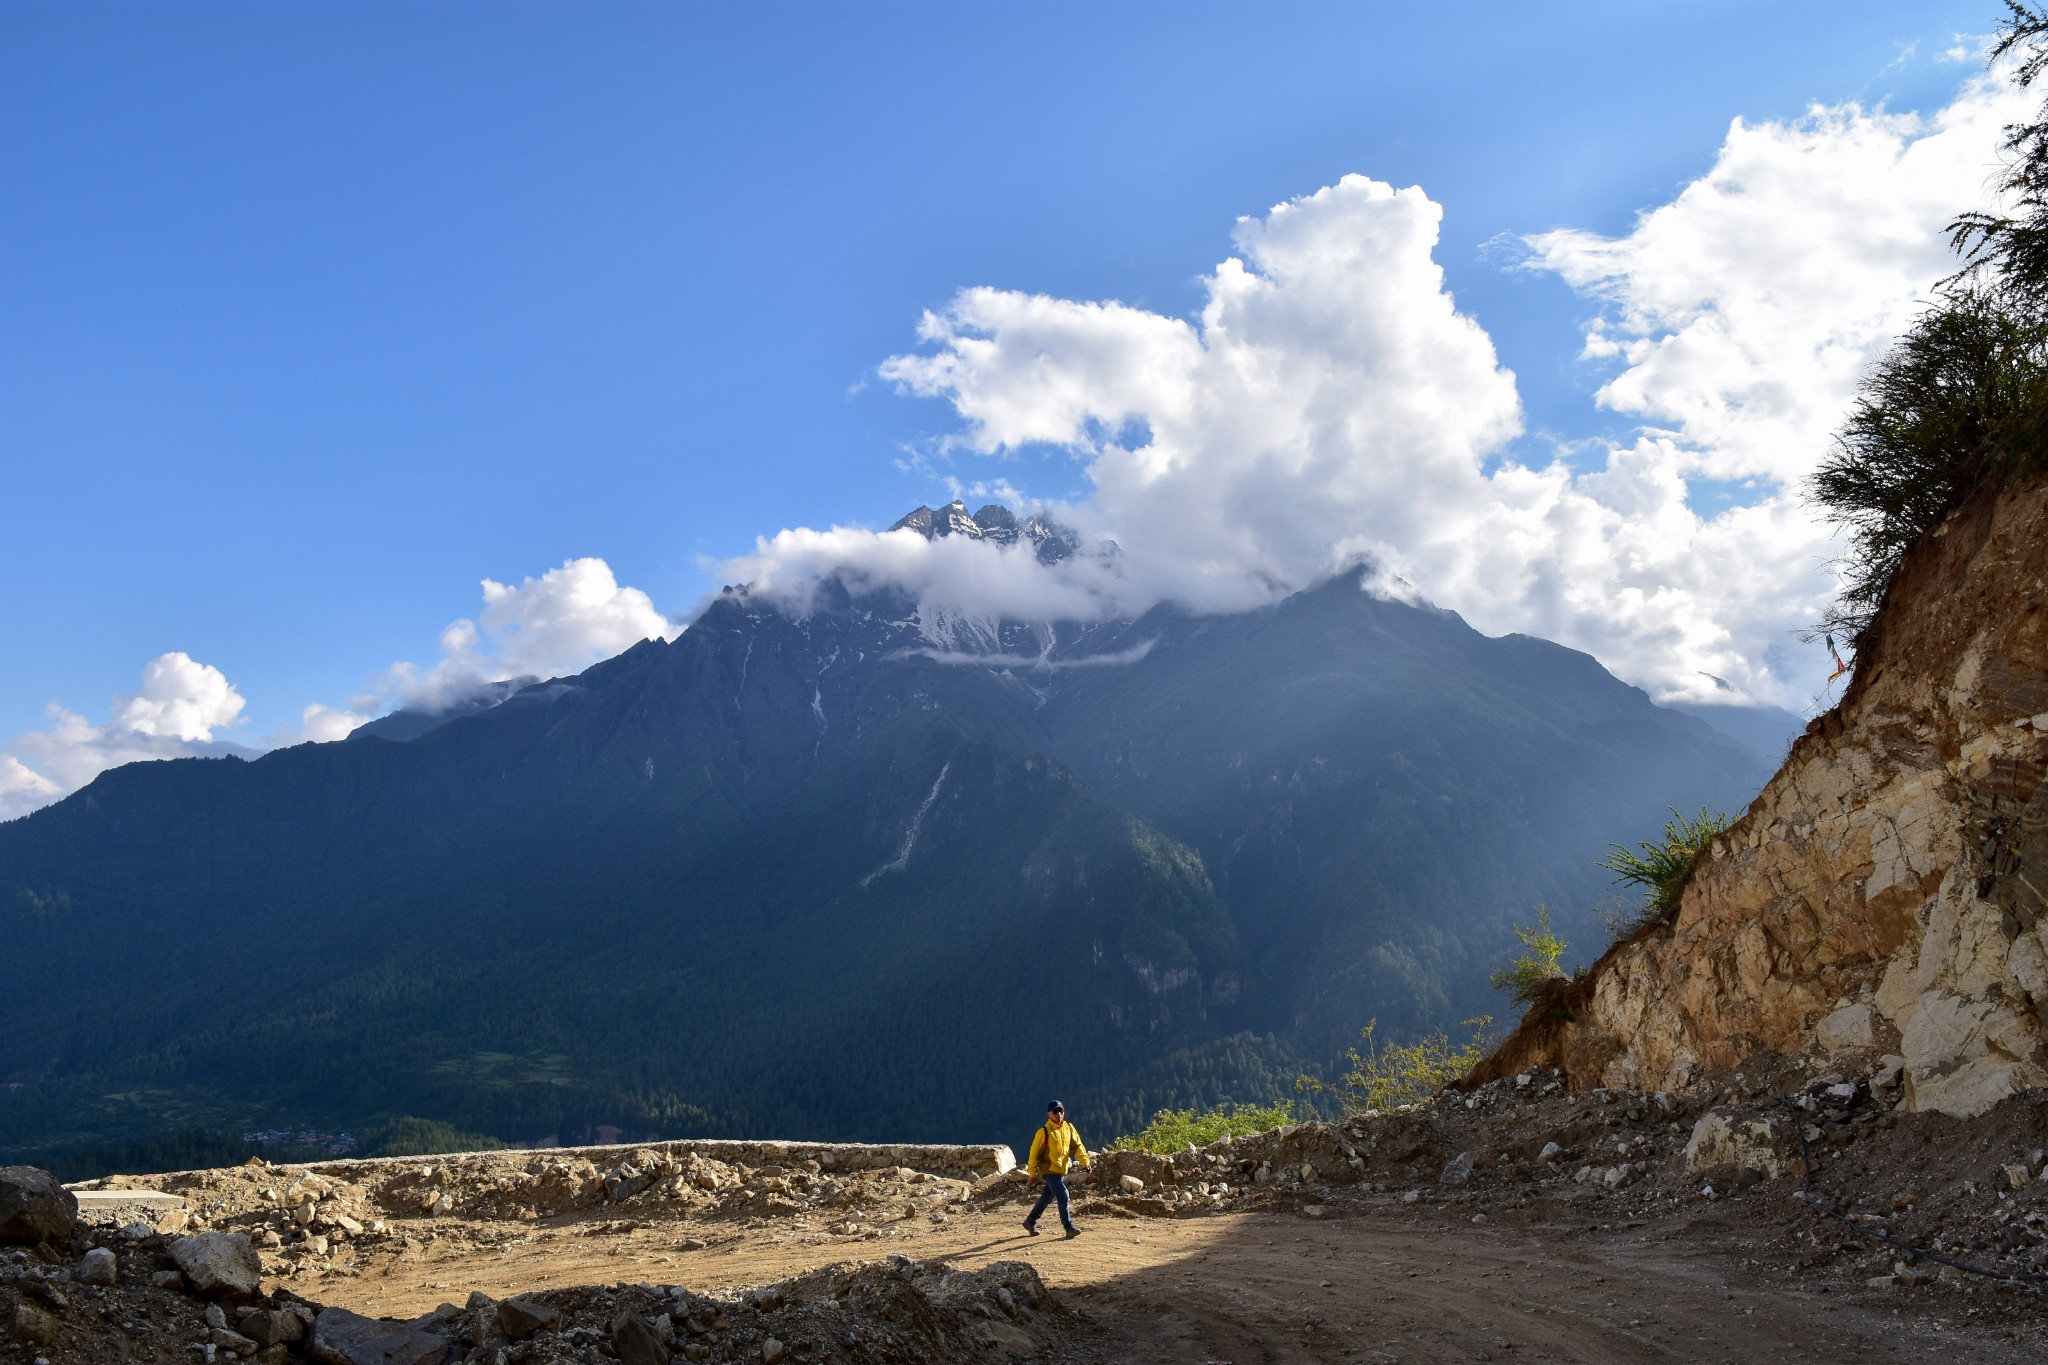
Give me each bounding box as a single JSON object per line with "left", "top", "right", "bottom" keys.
{"left": 1023, "top": 1099, "right": 1090, "bottom": 1238}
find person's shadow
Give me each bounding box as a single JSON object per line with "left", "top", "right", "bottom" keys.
{"left": 924, "top": 1232, "right": 1042, "bottom": 1263}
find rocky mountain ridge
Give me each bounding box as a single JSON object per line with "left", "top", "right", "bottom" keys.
{"left": 886, "top": 499, "right": 1081, "bottom": 565}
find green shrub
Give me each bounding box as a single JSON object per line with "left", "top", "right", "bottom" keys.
{"left": 1812, "top": 291, "right": 2048, "bottom": 639}
{"left": 1306, "top": 1017, "right": 1493, "bottom": 1113}
{"left": 1597, "top": 807, "right": 1731, "bottom": 933}
{"left": 1815, "top": 8, "right": 2048, "bottom": 641}
{"left": 1489, "top": 905, "right": 1568, "bottom": 1006}
{"left": 1945, "top": 4, "right": 2048, "bottom": 308}
{"left": 1112, "top": 1100, "right": 1298, "bottom": 1154}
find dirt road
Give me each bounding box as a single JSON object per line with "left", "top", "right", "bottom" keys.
{"left": 285, "top": 1192, "right": 2036, "bottom": 1364}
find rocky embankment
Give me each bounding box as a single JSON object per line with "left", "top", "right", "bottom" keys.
{"left": 1098, "top": 1066, "right": 2048, "bottom": 1295}
{"left": 1476, "top": 468, "right": 2048, "bottom": 1118}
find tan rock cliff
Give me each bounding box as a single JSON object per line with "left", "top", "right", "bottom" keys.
{"left": 1473, "top": 469, "right": 2048, "bottom": 1117}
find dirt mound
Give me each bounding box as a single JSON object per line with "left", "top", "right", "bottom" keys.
{"left": 75, "top": 1147, "right": 981, "bottom": 1277}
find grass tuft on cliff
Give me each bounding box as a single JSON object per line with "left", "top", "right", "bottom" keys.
{"left": 1597, "top": 806, "right": 1733, "bottom": 933}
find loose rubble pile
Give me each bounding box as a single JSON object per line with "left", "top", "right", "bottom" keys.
{"left": 402, "top": 1256, "right": 1068, "bottom": 1365}
{"left": 1, "top": 1163, "right": 1078, "bottom": 1365}
{"left": 81, "top": 1144, "right": 994, "bottom": 1259}
{"left": 1079, "top": 1055, "right": 2047, "bottom": 1301}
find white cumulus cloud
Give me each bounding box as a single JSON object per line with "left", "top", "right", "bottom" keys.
{"left": 352, "top": 556, "right": 678, "bottom": 716}
{"left": 0, "top": 756, "right": 60, "bottom": 820}
{"left": 1525, "top": 68, "right": 2026, "bottom": 486}
{"left": 298, "top": 702, "right": 373, "bottom": 745}
{"left": 732, "top": 66, "right": 2026, "bottom": 712}
{"left": 2, "top": 652, "right": 249, "bottom": 821}
{"left": 5, "top": 558, "right": 679, "bottom": 819}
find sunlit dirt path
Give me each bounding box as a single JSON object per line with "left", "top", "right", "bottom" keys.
{"left": 287, "top": 1195, "right": 2033, "bottom": 1364}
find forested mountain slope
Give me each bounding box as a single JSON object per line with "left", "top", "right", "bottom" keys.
{"left": 0, "top": 510, "right": 1770, "bottom": 1154}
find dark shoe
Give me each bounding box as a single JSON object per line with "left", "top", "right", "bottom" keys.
{"left": 1023, "top": 1221, "right": 1039, "bottom": 1236}
{"left": 1064, "top": 1226, "right": 1081, "bottom": 1239}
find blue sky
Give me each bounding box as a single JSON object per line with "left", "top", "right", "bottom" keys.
{"left": 0, "top": 1, "right": 2009, "bottom": 808}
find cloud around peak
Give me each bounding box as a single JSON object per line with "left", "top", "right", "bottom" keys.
{"left": 735, "top": 70, "right": 2025, "bottom": 712}
{"left": 363, "top": 556, "right": 677, "bottom": 718}
{"left": 880, "top": 175, "right": 1524, "bottom": 613}
{"left": 7, "top": 62, "right": 2024, "bottom": 819}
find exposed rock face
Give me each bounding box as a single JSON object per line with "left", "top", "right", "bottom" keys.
{"left": 1476, "top": 470, "right": 2048, "bottom": 1117}
{"left": 887, "top": 499, "right": 1080, "bottom": 563}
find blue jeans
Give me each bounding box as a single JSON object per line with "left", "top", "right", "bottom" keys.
{"left": 1027, "top": 1173, "right": 1074, "bottom": 1232}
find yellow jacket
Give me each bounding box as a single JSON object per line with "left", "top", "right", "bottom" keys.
{"left": 1026, "top": 1120, "right": 1089, "bottom": 1176}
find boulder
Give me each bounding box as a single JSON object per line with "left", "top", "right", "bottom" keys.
{"left": 1439, "top": 1153, "right": 1474, "bottom": 1186}
{"left": 307, "top": 1307, "right": 449, "bottom": 1365}
{"left": 612, "top": 1309, "right": 668, "bottom": 1365}
{"left": 11, "top": 1301, "right": 56, "bottom": 1346}
{"left": 239, "top": 1309, "right": 306, "bottom": 1348}
{"left": 1684, "top": 1109, "right": 1792, "bottom": 1179}
{"left": 170, "top": 1231, "right": 263, "bottom": 1298}
{"left": 1108, "top": 1150, "right": 1174, "bottom": 1187}
{"left": 211, "top": 1327, "right": 259, "bottom": 1357}
{"left": 0, "top": 1166, "right": 78, "bottom": 1244}
{"left": 495, "top": 1297, "right": 560, "bottom": 1342}
{"left": 1816, "top": 1003, "right": 1876, "bottom": 1054}
{"left": 76, "top": 1246, "right": 117, "bottom": 1286}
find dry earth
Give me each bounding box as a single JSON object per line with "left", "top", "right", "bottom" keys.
{"left": 15, "top": 1061, "right": 2046, "bottom": 1365}
{"left": 290, "top": 1193, "right": 2040, "bottom": 1364}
